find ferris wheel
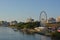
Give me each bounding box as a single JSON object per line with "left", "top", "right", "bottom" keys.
{"left": 39, "top": 11, "right": 47, "bottom": 27}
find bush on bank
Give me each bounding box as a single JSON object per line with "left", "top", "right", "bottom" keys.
{"left": 51, "top": 31, "right": 60, "bottom": 39}
{"left": 16, "top": 22, "right": 40, "bottom": 29}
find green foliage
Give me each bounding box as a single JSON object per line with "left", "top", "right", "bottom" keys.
{"left": 51, "top": 31, "right": 60, "bottom": 39}
{"left": 16, "top": 22, "right": 40, "bottom": 29}
{"left": 16, "top": 22, "right": 25, "bottom": 29}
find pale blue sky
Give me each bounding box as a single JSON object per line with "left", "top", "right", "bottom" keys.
{"left": 0, "top": 0, "right": 60, "bottom": 22}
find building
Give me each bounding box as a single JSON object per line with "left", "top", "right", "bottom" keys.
{"left": 0, "top": 21, "right": 9, "bottom": 26}
{"left": 26, "top": 18, "right": 34, "bottom": 22}
{"left": 47, "top": 17, "right": 56, "bottom": 23}
{"left": 56, "top": 16, "right": 60, "bottom": 22}
{"left": 9, "top": 20, "right": 17, "bottom": 26}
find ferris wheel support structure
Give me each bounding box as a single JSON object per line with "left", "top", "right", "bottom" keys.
{"left": 39, "top": 11, "right": 47, "bottom": 27}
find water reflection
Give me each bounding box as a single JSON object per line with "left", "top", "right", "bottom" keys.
{"left": 0, "top": 27, "right": 51, "bottom": 40}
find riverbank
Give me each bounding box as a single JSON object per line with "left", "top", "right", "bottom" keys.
{"left": 20, "top": 28, "right": 60, "bottom": 40}
{"left": 9, "top": 26, "right": 60, "bottom": 39}
{"left": 9, "top": 26, "right": 60, "bottom": 40}
{"left": 0, "top": 27, "right": 51, "bottom": 40}
{"left": 18, "top": 28, "right": 51, "bottom": 37}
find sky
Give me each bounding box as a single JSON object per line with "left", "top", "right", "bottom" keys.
{"left": 0, "top": 0, "right": 60, "bottom": 22}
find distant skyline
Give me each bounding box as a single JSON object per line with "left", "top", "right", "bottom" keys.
{"left": 0, "top": 0, "right": 60, "bottom": 22}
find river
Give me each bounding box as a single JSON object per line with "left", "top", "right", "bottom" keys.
{"left": 0, "top": 26, "right": 51, "bottom": 40}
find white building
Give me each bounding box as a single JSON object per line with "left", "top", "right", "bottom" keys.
{"left": 10, "top": 20, "right": 17, "bottom": 25}
{"left": 47, "top": 17, "right": 56, "bottom": 23}
{"left": 26, "top": 18, "right": 34, "bottom": 22}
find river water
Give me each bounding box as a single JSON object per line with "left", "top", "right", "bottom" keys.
{"left": 0, "top": 27, "right": 51, "bottom": 40}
